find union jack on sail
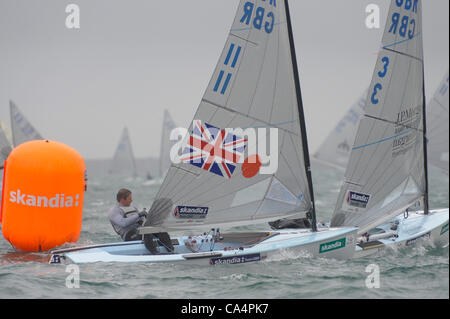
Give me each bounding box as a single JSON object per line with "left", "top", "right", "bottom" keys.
{"left": 180, "top": 121, "right": 247, "bottom": 178}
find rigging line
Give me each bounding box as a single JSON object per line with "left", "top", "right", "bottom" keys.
{"left": 229, "top": 33, "right": 259, "bottom": 47}
{"left": 352, "top": 124, "right": 411, "bottom": 151}
{"left": 248, "top": 120, "right": 296, "bottom": 129}
{"left": 202, "top": 99, "right": 299, "bottom": 135}
{"left": 382, "top": 47, "right": 423, "bottom": 63}
{"left": 365, "top": 114, "right": 424, "bottom": 133}
{"left": 383, "top": 31, "right": 421, "bottom": 49}
{"left": 432, "top": 98, "right": 449, "bottom": 114}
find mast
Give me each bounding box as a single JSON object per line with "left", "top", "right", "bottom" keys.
{"left": 422, "top": 64, "right": 429, "bottom": 215}
{"left": 284, "top": 0, "right": 317, "bottom": 231}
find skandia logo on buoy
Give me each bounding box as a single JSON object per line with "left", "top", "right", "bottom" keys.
{"left": 9, "top": 189, "right": 80, "bottom": 208}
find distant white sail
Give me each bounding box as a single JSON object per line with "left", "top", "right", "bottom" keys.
{"left": 426, "top": 70, "right": 449, "bottom": 173}
{"left": 158, "top": 110, "right": 177, "bottom": 177}
{"left": 313, "top": 90, "right": 368, "bottom": 170}
{"left": 144, "top": 0, "right": 313, "bottom": 231}
{"left": 110, "top": 127, "right": 137, "bottom": 177}
{"left": 0, "top": 122, "right": 12, "bottom": 168}
{"left": 9, "top": 100, "right": 43, "bottom": 147}
{"left": 331, "top": 0, "right": 426, "bottom": 235}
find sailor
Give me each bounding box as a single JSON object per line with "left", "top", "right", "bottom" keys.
{"left": 109, "top": 188, "right": 147, "bottom": 241}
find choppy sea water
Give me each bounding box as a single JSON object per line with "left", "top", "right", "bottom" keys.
{"left": 0, "top": 164, "right": 448, "bottom": 300}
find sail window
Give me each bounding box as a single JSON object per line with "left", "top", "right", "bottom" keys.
{"left": 381, "top": 179, "right": 407, "bottom": 208}
{"left": 266, "top": 178, "right": 298, "bottom": 205}
{"left": 230, "top": 178, "right": 271, "bottom": 208}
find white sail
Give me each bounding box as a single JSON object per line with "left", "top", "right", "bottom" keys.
{"left": 110, "top": 127, "right": 138, "bottom": 177}
{"left": 144, "top": 0, "right": 312, "bottom": 231}
{"left": 331, "top": 0, "right": 426, "bottom": 235}
{"left": 426, "top": 70, "right": 449, "bottom": 173}
{"left": 313, "top": 90, "right": 368, "bottom": 170}
{"left": 9, "top": 100, "right": 43, "bottom": 147}
{"left": 158, "top": 109, "right": 177, "bottom": 177}
{"left": 0, "top": 121, "right": 12, "bottom": 168}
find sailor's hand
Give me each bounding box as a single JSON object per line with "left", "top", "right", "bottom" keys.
{"left": 138, "top": 211, "right": 148, "bottom": 218}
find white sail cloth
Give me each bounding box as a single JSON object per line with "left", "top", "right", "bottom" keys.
{"left": 9, "top": 100, "right": 43, "bottom": 147}
{"left": 144, "top": 0, "right": 312, "bottom": 231}
{"left": 110, "top": 127, "right": 138, "bottom": 177}
{"left": 331, "top": 0, "right": 426, "bottom": 235}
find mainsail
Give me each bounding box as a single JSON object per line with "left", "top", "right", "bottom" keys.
{"left": 159, "top": 109, "right": 177, "bottom": 177}
{"left": 426, "top": 70, "right": 449, "bottom": 173}
{"left": 9, "top": 100, "right": 43, "bottom": 147}
{"left": 110, "top": 127, "right": 138, "bottom": 177}
{"left": 313, "top": 90, "right": 368, "bottom": 170}
{"left": 0, "top": 122, "right": 12, "bottom": 168}
{"left": 144, "top": 0, "right": 314, "bottom": 231}
{"left": 331, "top": 0, "right": 426, "bottom": 235}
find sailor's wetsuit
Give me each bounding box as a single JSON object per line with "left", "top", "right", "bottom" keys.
{"left": 109, "top": 203, "right": 144, "bottom": 241}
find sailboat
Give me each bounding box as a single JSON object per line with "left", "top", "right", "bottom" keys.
{"left": 49, "top": 0, "right": 360, "bottom": 264}
{"left": 158, "top": 109, "right": 178, "bottom": 178}
{"left": 9, "top": 100, "right": 43, "bottom": 148}
{"left": 330, "top": 0, "right": 449, "bottom": 257}
{"left": 109, "top": 126, "right": 138, "bottom": 178}
{"left": 313, "top": 90, "right": 368, "bottom": 170}
{"left": 0, "top": 122, "right": 12, "bottom": 169}
{"left": 426, "top": 70, "right": 449, "bottom": 173}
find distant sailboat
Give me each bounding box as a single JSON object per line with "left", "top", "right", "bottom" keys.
{"left": 313, "top": 90, "right": 368, "bottom": 170}
{"left": 426, "top": 70, "right": 449, "bottom": 173}
{"left": 110, "top": 127, "right": 138, "bottom": 178}
{"left": 330, "top": 0, "right": 448, "bottom": 255}
{"left": 9, "top": 100, "right": 43, "bottom": 147}
{"left": 0, "top": 122, "right": 12, "bottom": 169}
{"left": 158, "top": 109, "right": 177, "bottom": 178}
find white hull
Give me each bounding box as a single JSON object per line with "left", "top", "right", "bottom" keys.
{"left": 50, "top": 227, "right": 358, "bottom": 265}
{"left": 49, "top": 209, "right": 448, "bottom": 265}
{"left": 353, "top": 209, "right": 449, "bottom": 258}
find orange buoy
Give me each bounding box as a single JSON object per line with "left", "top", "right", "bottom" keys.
{"left": 0, "top": 140, "right": 86, "bottom": 252}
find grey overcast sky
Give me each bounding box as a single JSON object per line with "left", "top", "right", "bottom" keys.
{"left": 0, "top": 0, "right": 448, "bottom": 159}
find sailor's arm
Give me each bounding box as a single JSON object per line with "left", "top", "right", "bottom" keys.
{"left": 109, "top": 208, "right": 140, "bottom": 228}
